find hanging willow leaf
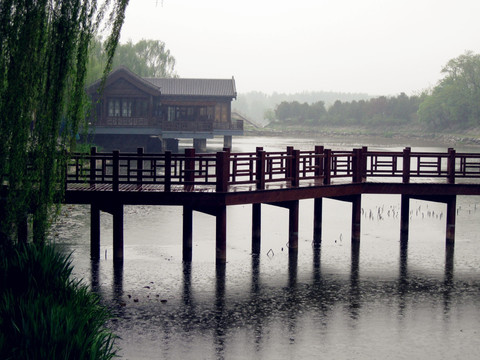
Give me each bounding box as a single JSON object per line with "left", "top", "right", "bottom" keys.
{"left": 0, "top": 0, "right": 129, "bottom": 247}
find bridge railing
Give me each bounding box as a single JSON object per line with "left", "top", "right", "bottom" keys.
{"left": 65, "top": 146, "right": 480, "bottom": 192}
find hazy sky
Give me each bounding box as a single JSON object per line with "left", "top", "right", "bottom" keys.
{"left": 120, "top": 0, "right": 480, "bottom": 96}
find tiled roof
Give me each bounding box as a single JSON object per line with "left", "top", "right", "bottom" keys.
{"left": 144, "top": 77, "right": 237, "bottom": 98}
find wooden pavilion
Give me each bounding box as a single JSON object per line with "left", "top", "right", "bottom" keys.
{"left": 86, "top": 66, "right": 241, "bottom": 152}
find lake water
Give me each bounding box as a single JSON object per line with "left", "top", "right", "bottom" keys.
{"left": 53, "top": 136, "right": 480, "bottom": 359}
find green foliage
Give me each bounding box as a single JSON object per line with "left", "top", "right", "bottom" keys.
{"left": 0, "top": 243, "right": 117, "bottom": 359}
{"left": 86, "top": 37, "right": 177, "bottom": 84}
{"left": 0, "top": 1, "right": 129, "bottom": 247}
{"left": 418, "top": 51, "right": 480, "bottom": 130}
{"left": 272, "top": 93, "right": 421, "bottom": 126}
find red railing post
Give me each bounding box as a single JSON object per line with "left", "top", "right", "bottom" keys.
{"left": 361, "top": 146, "right": 368, "bottom": 181}
{"left": 447, "top": 148, "right": 456, "bottom": 184}
{"left": 352, "top": 148, "right": 361, "bottom": 182}
{"left": 216, "top": 151, "right": 229, "bottom": 192}
{"left": 137, "top": 147, "right": 143, "bottom": 189}
{"left": 184, "top": 148, "right": 195, "bottom": 190}
{"left": 286, "top": 146, "right": 294, "bottom": 179}
{"left": 402, "top": 147, "right": 411, "bottom": 184}
{"left": 164, "top": 151, "right": 171, "bottom": 192}
{"left": 292, "top": 149, "right": 300, "bottom": 187}
{"left": 112, "top": 150, "right": 119, "bottom": 192}
{"left": 89, "top": 146, "right": 97, "bottom": 188}
{"left": 314, "top": 145, "right": 324, "bottom": 179}
{"left": 256, "top": 148, "right": 265, "bottom": 190}
{"left": 323, "top": 148, "right": 331, "bottom": 185}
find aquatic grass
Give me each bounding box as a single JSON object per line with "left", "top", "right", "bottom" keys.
{"left": 0, "top": 243, "right": 118, "bottom": 359}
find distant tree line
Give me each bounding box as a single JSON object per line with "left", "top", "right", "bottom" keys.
{"left": 234, "top": 91, "right": 371, "bottom": 126}
{"left": 273, "top": 93, "right": 423, "bottom": 126}
{"left": 270, "top": 51, "right": 480, "bottom": 131}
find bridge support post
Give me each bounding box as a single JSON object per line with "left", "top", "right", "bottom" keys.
{"left": 252, "top": 203, "right": 261, "bottom": 255}
{"left": 446, "top": 196, "right": 456, "bottom": 245}
{"left": 112, "top": 204, "right": 124, "bottom": 263}
{"left": 216, "top": 206, "right": 227, "bottom": 264}
{"left": 352, "top": 194, "right": 362, "bottom": 243}
{"left": 400, "top": 195, "right": 410, "bottom": 242}
{"left": 193, "top": 138, "right": 207, "bottom": 152}
{"left": 313, "top": 198, "right": 323, "bottom": 247}
{"left": 90, "top": 203, "right": 100, "bottom": 260}
{"left": 288, "top": 200, "right": 299, "bottom": 252}
{"left": 165, "top": 138, "right": 179, "bottom": 153}
{"left": 223, "top": 135, "right": 232, "bottom": 149}
{"left": 183, "top": 205, "right": 193, "bottom": 262}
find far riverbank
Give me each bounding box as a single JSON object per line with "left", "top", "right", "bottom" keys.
{"left": 245, "top": 123, "right": 480, "bottom": 147}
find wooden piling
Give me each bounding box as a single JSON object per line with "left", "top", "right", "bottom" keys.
{"left": 446, "top": 196, "right": 456, "bottom": 245}
{"left": 183, "top": 205, "right": 193, "bottom": 262}
{"left": 252, "top": 203, "right": 261, "bottom": 255}
{"left": 313, "top": 198, "right": 323, "bottom": 247}
{"left": 351, "top": 194, "right": 362, "bottom": 243}
{"left": 216, "top": 206, "right": 227, "bottom": 263}
{"left": 90, "top": 203, "right": 100, "bottom": 260}
{"left": 112, "top": 203, "right": 124, "bottom": 262}
{"left": 288, "top": 200, "right": 299, "bottom": 252}
{"left": 400, "top": 194, "right": 410, "bottom": 242}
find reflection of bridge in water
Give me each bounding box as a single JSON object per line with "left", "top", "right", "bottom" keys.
{"left": 65, "top": 146, "right": 480, "bottom": 263}
{"left": 97, "top": 242, "right": 461, "bottom": 359}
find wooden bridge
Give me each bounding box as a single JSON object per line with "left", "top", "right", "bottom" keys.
{"left": 64, "top": 146, "right": 480, "bottom": 263}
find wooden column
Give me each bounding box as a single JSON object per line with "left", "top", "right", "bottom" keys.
{"left": 313, "top": 198, "right": 323, "bottom": 247}
{"left": 216, "top": 206, "right": 227, "bottom": 263}
{"left": 90, "top": 203, "right": 100, "bottom": 260}
{"left": 351, "top": 194, "right": 362, "bottom": 243}
{"left": 223, "top": 135, "right": 232, "bottom": 149}
{"left": 289, "top": 200, "right": 299, "bottom": 252}
{"left": 112, "top": 204, "right": 124, "bottom": 262}
{"left": 183, "top": 205, "right": 193, "bottom": 262}
{"left": 402, "top": 147, "right": 411, "bottom": 184}
{"left": 252, "top": 203, "right": 261, "bottom": 255}
{"left": 400, "top": 194, "right": 410, "bottom": 242}
{"left": 184, "top": 148, "right": 195, "bottom": 191}
{"left": 446, "top": 196, "right": 456, "bottom": 245}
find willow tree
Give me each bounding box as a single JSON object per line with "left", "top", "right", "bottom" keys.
{"left": 0, "top": 0, "right": 129, "bottom": 247}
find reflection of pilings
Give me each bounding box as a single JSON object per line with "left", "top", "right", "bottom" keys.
{"left": 90, "top": 259, "right": 100, "bottom": 293}
{"left": 313, "top": 244, "right": 321, "bottom": 284}
{"left": 214, "top": 263, "right": 226, "bottom": 359}
{"left": 287, "top": 251, "right": 298, "bottom": 343}
{"left": 183, "top": 262, "right": 192, "bottom": 306}
{"left": 288, "top": 251, "right": 298, "bottom": 289}
{"left": 113, "top": 260, "right": 124, "bottom": 303}
{"left": 349, "top": 241, "right": 361, "bottom": 320}
{"left": 444, "top": 243, "right": 455, "bottom": 314}
{"left": 251, "top": 254, "right": 260, "bottom": 294}
{"left": 398, "top": 239, "right": 408, "bottom": 318}
{"left": 251, "top": 255, "right": 263, "bottom": 351}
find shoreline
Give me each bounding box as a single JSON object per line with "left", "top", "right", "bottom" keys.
{"left": 244, "top": 125, "right": 480, "bottom": 147}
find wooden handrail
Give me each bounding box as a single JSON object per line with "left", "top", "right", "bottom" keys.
{"left": 65, "top": 147, "right": 480, "bottom": 192}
